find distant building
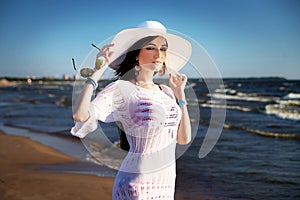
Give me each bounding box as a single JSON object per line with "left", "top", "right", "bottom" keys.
{"left": 27, "top": 78, "right": 32, "bottom": 85}
{"left": 63, "top": 74, "right": 70, "bottom": 80}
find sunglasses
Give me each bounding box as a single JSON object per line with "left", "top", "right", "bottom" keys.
{"left": 72, "top": 44, "right": 101, "bottom": 77}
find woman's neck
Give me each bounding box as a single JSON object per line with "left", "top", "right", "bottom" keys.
{"left": 134, "top": 71, "right": 161, "bottom": 90}
{"left": 135, "top": 71, "right": 154, "bottom": 84}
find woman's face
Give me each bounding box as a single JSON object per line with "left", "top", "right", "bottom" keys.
{"left": 137, "top": 36, "right": 167, "bottom": 72}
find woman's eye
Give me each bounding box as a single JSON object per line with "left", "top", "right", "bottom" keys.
{"left": 145, "top": 47, "right": 155, "bottom": 50}
{"left": 145, "top": 47, "right": 168, "bottom": 51}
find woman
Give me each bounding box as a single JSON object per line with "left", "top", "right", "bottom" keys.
{"left": 71, "top": 20, "right": 192, "bottom": 199}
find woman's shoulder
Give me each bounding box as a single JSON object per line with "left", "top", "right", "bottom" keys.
{"left": 101, "top": 80, "right": 119, "bottom": 91}
{"left": 95, "top": 80, "right": 121, "bottom": 97}
{"left": 102, "top": 79, "right": 129, "bottom": 89}
{"left": 101, "top": 80, "right": 136, "bottom": 96}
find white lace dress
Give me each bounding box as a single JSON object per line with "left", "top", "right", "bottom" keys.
{"left": 71, "top": 80, "right": 182, "bottom": 200}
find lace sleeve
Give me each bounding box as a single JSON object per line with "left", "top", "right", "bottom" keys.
{"left": 92, "top": 80, "right": 124, "bottom": 122}
{"left": 71, "top": 80, "right": 124, "bottom": 138}
{"left": 70, "top": 105, "right": 98, "bottom": 138}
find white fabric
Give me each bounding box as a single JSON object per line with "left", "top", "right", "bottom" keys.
{"left": 71, "top": 80, "right": 182, "bottom": 199}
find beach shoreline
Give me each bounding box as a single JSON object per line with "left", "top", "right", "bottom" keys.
{"left": 0, "top": 128, "right": 202, "bottom": 200}
{"left": 0, "top": 130, "right": 114, "bottom": 200}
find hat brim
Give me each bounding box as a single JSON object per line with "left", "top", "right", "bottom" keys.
{"left": 109, "top": 28, "right": 192, "bottom": 72}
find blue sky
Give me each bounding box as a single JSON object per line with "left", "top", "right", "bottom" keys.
{"left": 0, "top": 0, "right": 299, "bottom": 79}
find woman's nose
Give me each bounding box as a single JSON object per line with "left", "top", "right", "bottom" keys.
{"left": 154, "top": 49, "right": 162, "bottom": 59}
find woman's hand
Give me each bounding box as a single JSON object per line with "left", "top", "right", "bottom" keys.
{"left": 92, "top": 44, "right": 114, "bottom": 80}
{"left": 96, "top": 43, "right": 114, "bottom": 65}
{"left": 168, "top": 73, "right": 187, "bottom": 100}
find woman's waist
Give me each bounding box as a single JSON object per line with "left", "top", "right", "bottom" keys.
{"left": 127, "top": 139, "right": 177, "bottom": 155}
{"left": 119, "top": 154, "right": 176, "bottom": 174}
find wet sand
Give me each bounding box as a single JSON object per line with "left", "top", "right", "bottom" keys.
{"left": 0, "top": 130, "right": 114, "bottom": 200}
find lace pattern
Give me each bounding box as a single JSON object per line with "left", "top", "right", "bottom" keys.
{"left": 71, "top": 80, "right": 181, "bottom": 199}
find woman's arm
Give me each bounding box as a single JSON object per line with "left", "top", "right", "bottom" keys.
{"left": 72, "top": 82, "right": 95, "bottom": 122}
{"left": 72, "top": 44, "right": 114, "bottom": 122}
{"left": 176, "top": 96, "right": 191, "bottom": 145}
{"left": 169, "top": 73, "right": 191, "bottom": 145}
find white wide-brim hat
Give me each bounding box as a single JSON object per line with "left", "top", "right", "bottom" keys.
{"left": 109, "top": 20, "right": 192, "bottom": 72}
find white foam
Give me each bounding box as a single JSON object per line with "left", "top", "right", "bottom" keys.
{"left": 215, "top": 88, "right": 237, "bottom": 94}
{"left": 185, "top": 82, "right": 196, "bottom": 89}
{"left": 209, "top": 93, "right": 277, "bottom": 102}
{"left": 276, "top": 99, "right": 300, "bottom": 106}
{"left": 283, "top": 93, "right": 300, "bottom": 100}
{"left": 265, "top": 100, "right": 300, "bottom": 121}
{"left": 201, "top": 102, "right": 252, "bottom": 112}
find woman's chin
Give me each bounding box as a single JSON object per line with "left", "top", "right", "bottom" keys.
{"left": 141, "top": 63, "right": 163, "bottom": 72}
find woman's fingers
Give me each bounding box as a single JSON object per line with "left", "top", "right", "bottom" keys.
{"left": 169, "top": 73, "right": 187, "bottom": 84}
{"left": 95, "top": 44, "right": 115, "bottom": 67}
{"left": 169, "top": 73, "right": 187, "bottom": 95}
{"left": 181, "top": 74, "right": 187, "bottom": 82}
{"left": 102, "top": 43, "right": 114, "bottom": 52}
{"left": 108, "top": 51, "right": 114, "bottom": 57}
{"left": 176, "top": 73, "right": 187, "bottom": 82}
{"left": 168, "top": 73, "right": 176, "bottom": 87}
{"left": 97, "top": 43, "right": 114, "bottom": 58}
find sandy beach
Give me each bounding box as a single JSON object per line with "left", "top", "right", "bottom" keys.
{"left": 0, "top": 130, "right": 114, "bottom": 200}
{"left": 0, "top": 130, "right": 194, "bottom": 200}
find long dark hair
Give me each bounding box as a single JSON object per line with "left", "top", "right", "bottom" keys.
{"left": 111, "top": 36, "right": 166, "bottom": 151}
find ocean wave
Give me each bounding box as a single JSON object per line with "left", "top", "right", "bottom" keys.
{"left": 283, "top": 93, "right": 300, "bottom": 100}
{"left": 266, "top": 100, "right": 300, "bottom": 121}
{"left": 209, "top": 92, "right": 277, "bottom": 102}
{"left": 215, "top": 88, "right": 237, "bottom": 94}
{"left": 223, "top": 124, "right": 300, "bottom": 139}
{"left": 201, "top": 102, "right": 253, "bottom": 112}
{"left": 185, "top": 82, "right": 196, "bottom": 89}
{"left": 84, "top": 140, "right": 125, "bottom": 170}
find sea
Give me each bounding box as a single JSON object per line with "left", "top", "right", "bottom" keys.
{"left": 0, "top": 77, "right": 299, "bottom": 200}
